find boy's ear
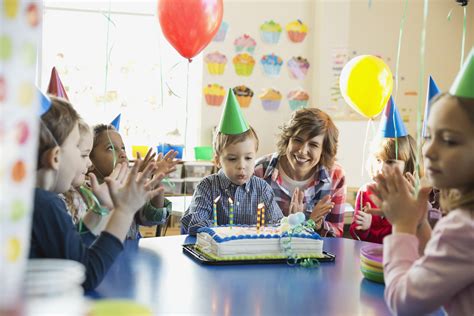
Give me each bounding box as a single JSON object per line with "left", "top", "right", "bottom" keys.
{"left": 213, "top": 154, "right": 221, "bottom": 169}
{"left": 40, "top": 146, "right": 61, "bottom": 170}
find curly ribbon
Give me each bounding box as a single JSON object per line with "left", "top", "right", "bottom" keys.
{"left": 393, "top": 0, "right": 409, "bottom": 160}
{"left": 282, "top": 219, "right": 320, "bottom": 268}
{"left": 415, "top": 0, "right": 430, "bottom": 195}
{"left": 77, "top": 185, "right": 110, "bottom": 234}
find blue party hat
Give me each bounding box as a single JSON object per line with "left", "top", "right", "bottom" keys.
{"left": 379, "top": 96, "right": 407, "bottom": 138}
{"left": 422, "top": 76, "right": 440, "bottom": 137}
{"left": 38, "top": 88, "right": 51, "bottom": 116}
{"left": 111, "top": 114, "right": 121, "bottom": 131}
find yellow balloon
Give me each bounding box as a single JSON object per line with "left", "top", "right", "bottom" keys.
{"left": 340, "top": 55, "right": 393, "bottom": 119}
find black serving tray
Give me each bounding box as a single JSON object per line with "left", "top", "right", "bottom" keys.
{"left": 182, "top": 244, "right": 336, "bottom": 265}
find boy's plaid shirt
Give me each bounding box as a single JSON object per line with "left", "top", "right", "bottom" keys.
{"left": 254, "top": 153, "right": 346, "bottom": 237}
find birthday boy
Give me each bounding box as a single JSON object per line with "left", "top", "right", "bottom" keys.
{"left": 181, "top": 89, "right": 283, "bottom": 235}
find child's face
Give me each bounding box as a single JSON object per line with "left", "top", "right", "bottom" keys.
{"left": 423, "top": 97, "right": 474, "bottom": 190}
{"left": 71, "top": 130, "right": 93, "bottom": 188}
{"left": 90, "top": 130, "right": 128, "bottom": 178}
{"left": 217, "top": 138, "right": 257, "bottom": 186}
{"left": 285, "top": 133, "right": 325, "bottom": 179}
{"left": 373, "top": 158, "right": 405, "bottom": 178}
{"left": 56, "top": 123, "right": 82, "bottom": 193}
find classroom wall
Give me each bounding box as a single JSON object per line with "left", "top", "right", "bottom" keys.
{"left": 200, "top": 0, "right": 474, "bottom": 188}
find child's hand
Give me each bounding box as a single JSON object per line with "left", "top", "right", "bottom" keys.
{"left": 89, "top": 162, "right": 128, "bottom": 210}
{"left": 137, "top": 148, "right": 157, "bottom": 173}
{"left": 309, "top": 195, "right": 334, "bottom": 223}
{"left": 373, "top": 166, "right": 431, "bottom": 234}
{"left": 155, "top": 150, "right": 180, "bottom": 176}
{"left": 355, "top": 207, "right": 372, "bottom": 231}
{"left": 289, "top": 188, "right": 304, "bottom": 214}
{"left": 105, "top": 159, "right": 165, "bottom": 214}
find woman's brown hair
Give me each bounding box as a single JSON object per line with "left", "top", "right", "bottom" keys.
{"left": 277, "top": 108, "right": 339, "bottom": 169}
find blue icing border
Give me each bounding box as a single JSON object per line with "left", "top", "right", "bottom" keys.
{"left": 197, "top": 225, "right": 322, "bottom": 243}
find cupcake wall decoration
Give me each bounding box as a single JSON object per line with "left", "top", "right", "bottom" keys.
{"left": 286, "top": 20, "right": 308, "bottom": 43}
{"left": 287, "top": 89, "right": 310, "bottom": 111}
{"left": 203, "top": 84, "right": 226, "bottom": 106}
{"left": 259, "top": 88, "right": 282, "bottom": 111}
{"left": 204, "top": 51, "right": 227, "bottom": 75}
{"left": 213, "top": 21, "right": 229, "bottom": 42}
{"left": 287, "top": 56, "right": 310, "bottom": 80}
{"left": 233, "top": 53, "right": 256, "bottom": 76}
{"left": 260, "top": 53, "right": 283, "bottom": 77}
{"left": 260, "top": 20, "right": 282, "bottom": 44}
{"left": 234, "top": 34, "right": 257, "bottom": 54}
{"left": 233, "top": 85, "right": 254, "bottom": 108}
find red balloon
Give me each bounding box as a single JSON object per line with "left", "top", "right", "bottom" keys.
{"left": 158, "top": 0, "right": 224, "bottom": 60}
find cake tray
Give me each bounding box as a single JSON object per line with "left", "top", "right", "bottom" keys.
{"left": 182, "top": 244, "right": 336, "bottom": 265}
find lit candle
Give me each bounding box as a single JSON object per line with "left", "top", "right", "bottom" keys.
{"left": 261, "top": 204, "right": 266, "bottom": 228}
{"left": 213, "top": 196, "right": 220, "bottom": 226}
{"left": 228, "top": 197, "right": 234, "bottom": 228}
{"left": 257, "top": 202, "right": 264, "bottom": 232}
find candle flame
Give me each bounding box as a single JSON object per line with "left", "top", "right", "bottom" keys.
{"left": 214, "top": 196, "right": 221, "bottom": 203}
{"left": 228, "top": 197, "right": 233, "bottom": 203}
{"left": 257, "top": 202, "right": 264, "bottom": 208}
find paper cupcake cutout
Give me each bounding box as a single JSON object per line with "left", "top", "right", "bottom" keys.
{"left": 286, "top": 20, "right": 308, "bottom": 43}
{"left": 204, "top": 84, "right": 226, "bottom": 106}
{"left": 204, "top": 51, "right": 227, "bottom": 75}
{"left": 260, "top": 20, "right": 282, "bottom": 44}
{"left": 260, "top": 54, "right": 283, "bottom": 77}
{"left": 233, "top": 53, "right": 255, "bottom": 76}
{"left": 234, "top": 34, "right": 256, "bottom": 54}
{"left": 213, "top": 21, "right": 229, "bottom": 42}
{"left": 287, "top": 89, "right": 309, "bottom": 111}
{"left": 259, "top": 88, "right": 282, "bottom": 111}
{"left": 287, "top": 56, "right": 310, "bottom": 80}
{"left": 233, "top": 85, "right": 254, "bottom": 108}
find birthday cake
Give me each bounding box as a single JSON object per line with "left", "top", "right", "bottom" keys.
{"left": 195, "top": 225, "right": 324, "bottom": 261}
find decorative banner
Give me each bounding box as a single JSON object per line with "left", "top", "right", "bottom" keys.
{"left": 259, "top": 88, "right": 282, "bottom": 111}
{"left": 287, "top": 89, "right": 309, "bottom": 111}
{"left": 0, "top": 0, "right": 41, "bottom": 311}
{"left": 287, "top": 56, "right": 310, "bottom": 80}
{"left": 233, "top": 34, "right": 256, "bottom": 54}
{"left": 203, "top": 83, "right": 225, "bottom": 106}
{"left": 204, "top": 51, "right": 227, "bottom": 75}
{"left": 233, "top": 85, "right": 254, "bottom": 108}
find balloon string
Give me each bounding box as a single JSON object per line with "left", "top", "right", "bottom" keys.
{"left": 415, "top": 0, "right": 429, "bottom": 195}
{"left": 394, "top": 0, "right": 408, "bottom": 103}
{"left": 361, "top": 119, "right": 372, "bottom": 178}
{"left": 393, "top": 0, "right": 408, "bottom": 160}
{"left": 460, "top": 6, "right": 467, "bottom": 69}
{"left": 103, "top": 0, "right": 112, "bottom": 111}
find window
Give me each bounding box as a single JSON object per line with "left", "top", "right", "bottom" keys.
{"left": 40, "top": 1, "right": 202, "bottom": 159}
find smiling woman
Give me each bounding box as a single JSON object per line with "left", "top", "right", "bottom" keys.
{"left": 254, "top": 108, "right": 347, "bottom": 237}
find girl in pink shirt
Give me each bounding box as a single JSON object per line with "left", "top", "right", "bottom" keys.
{"left": 371, "top": 79, "right": 474, "bottom": 315}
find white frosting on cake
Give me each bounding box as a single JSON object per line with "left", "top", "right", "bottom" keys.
{"left": 196, "top": 226, "right": 324, "bottom": 260}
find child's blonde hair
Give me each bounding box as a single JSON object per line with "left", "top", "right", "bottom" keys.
{"left": 432, "top": 94, "right": 474, "bottom": 211}
{"left": 213, "top": 127, "right": 259, "bottom": 165}
{"left": 368, "top": 135, "right": 423, "bottom": 179}
{"left": 78, "top": 119, "right": 91, "bottom": 137}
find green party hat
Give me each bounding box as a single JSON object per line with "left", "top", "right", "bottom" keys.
{"left": 449, "top": 48, "right": 474, "bottom": 98}
{"left": 218, "top": 88, "right": 250, "bottom": 134}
